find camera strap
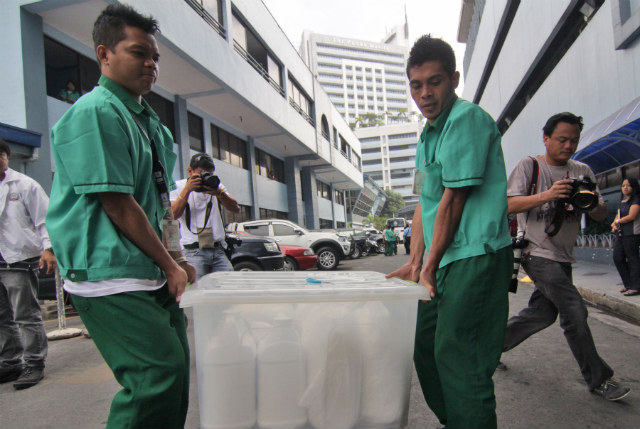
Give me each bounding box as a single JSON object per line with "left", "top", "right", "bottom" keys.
{"left": 131, "top": 114, "right": 171, "bottom": 210}
{"left": 185, "top": 196, "right": 213, "bottom": 235}
{"left": 519, "top": 156, "right": 539, "bottom": 239}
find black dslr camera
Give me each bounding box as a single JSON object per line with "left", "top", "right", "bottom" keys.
{"left": 509, "top": 236, "right": 529, "bottom": 293}
{"left": 564, "top": 176, "right": 598, "bottom": 211}
{"left": 195, "top": 171, "right": 221, "bottom": 192}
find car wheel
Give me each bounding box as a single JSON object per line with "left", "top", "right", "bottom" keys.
{"left": 351, "top": 246, "right": 361, "bottom": 259}
{"left": 362, "top": 247, "right": 369, "bottom": 257}
{"left": 283, "top": 256, "right": 298, "bottom": 271}
{"left": 377, "top": 241, "right": 386, "bottom": 253}
{"left": 233, "top": 261, "right": 262, "bottom": 271}
{"left": 316, "top": 247, "right": 339, "bottom": 270}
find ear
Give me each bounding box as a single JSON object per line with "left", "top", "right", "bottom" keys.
{"left": 451, "top": 71, "right": 460, "bottom": 90}
{"left": 187, "top": 167, "right": 194, "bottom": 176}
{"left": 96, "top": 45, "right": 110, "bottom": 69}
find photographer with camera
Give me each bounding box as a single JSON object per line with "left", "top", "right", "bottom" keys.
{"left": 170, "top": 153, "right": 240, "bottom": 279}
{"left": 500, "top": 112, "right": 631, "bottom": 401}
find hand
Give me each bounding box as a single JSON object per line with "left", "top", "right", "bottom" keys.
{"left": 386, "top": 261, "right": 421, "bottom": 283}
{"left": 184, "top": 174, "right": 203, "bottom": 194}
{"left": 179, "top": 261, "right": 197, "bottom": 285}
{"left": 165, "top": 263, "right": 188, "bottom": 302}
{"left": 419, "top": 266, "right": 437, "bottom": 299}
{"left": 543, "top": 179, "right": 574, "bottom": 202}
{"left": 39, "top": 250, "right": 57, "bottom": 275}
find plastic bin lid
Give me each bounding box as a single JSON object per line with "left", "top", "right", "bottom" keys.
{"left": 180, "top": 271, "right": 429, "bottom": 307}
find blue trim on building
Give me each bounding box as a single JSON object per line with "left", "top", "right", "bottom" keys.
{"left": 0, "top": 122, "right": 42, "bottom": 147}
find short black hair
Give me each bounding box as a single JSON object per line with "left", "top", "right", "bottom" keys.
{"left": 542, "top": 112, "right": 584, "bottom": 137}
{"left": 190, "top": 153, "right": 215, "bottom": 170}
{"left": 406, "top": 35, "right": 456, "bottom": 79}
{"left": 0, "top": 138, "right": 10, "bottom": 157}
{"left": 92, "top": 3, "right": 159, "bottom": 52}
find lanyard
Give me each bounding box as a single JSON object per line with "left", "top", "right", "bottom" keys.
{"left": 131, "top": 114, "right": 171, "bottom": 209}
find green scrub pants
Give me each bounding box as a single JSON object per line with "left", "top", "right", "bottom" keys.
{"left": 414, "top": 246, "right": 512, "bottom": 429}
{"left": 71, "top": 284, "right": 190, "bottom": 429}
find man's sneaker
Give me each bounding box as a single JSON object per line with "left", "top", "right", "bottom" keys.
{"left": 496, "top": 361, "right": 508, "bottom": 371}
{"left": 12, "top": 367, "right": 44, "bottom": 390}
{"left": 0, "top": 367, "right": 23, "bottom": 383}
{"left": 592, "top": 378, "right": 631, "bottom": 401}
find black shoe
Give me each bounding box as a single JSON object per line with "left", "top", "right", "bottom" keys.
{"left": 496, "top": 361, "right": 508, "bottom": 371}
{"left": 0, "top": 367, "right": 23, "bottom": 383}
{"left": 13, "top": 367, "right": 44, "bottom": 390}
{"left": 592, "top": 378, "right": 631, "bottom": 401}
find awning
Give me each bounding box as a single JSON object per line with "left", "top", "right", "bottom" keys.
{"left": 0, "top": 122, "right": 42, "bottom": 148}
{"left": 573, "top": 96, "right": 640, "bottom": 174}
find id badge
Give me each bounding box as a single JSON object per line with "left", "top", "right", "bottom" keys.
{"left": 162, "top": 219, "right": 181, "bottom": 252}
{"left": 413, "top": 169, "right": 426, "bottom": 195}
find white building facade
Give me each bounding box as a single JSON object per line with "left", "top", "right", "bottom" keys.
{"left": 0, "top": 0, "right": 364, "bottom": 229}
{"left": 459, "top": 0, "right": 640, "bottom": 211}
{"left": 300, "top": 27, "right": 424, "bottom": 206}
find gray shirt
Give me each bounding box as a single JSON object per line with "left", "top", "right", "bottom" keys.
{"left": 507, "top": 156, "right": 601, "bottom": 263}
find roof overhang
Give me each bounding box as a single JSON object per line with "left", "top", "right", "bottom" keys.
{"left": 573, "top": 96, "right": 640, "bottom": 174}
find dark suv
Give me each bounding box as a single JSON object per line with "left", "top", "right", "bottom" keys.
{"left": 225, "top": 233, "right": 284, "bottom": 271}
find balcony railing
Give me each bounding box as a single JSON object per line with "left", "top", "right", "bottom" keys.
{"left": 336, "top": 148, "right": 362, "bottom": 172}
{"left": 184, "top": 0, "right": 225, "bottom": 37}
{"left": 233, "top": 40, "right": 285, "bottom": 97}
{"left": 288, "top": 98, "right": 315, "bottom": 127}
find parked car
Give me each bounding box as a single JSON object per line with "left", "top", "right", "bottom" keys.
{"left": 337, "top": 228, "right": 375, "bottom": 258}
{"left": 363, "top": 227, "right": 386, "bottom": 253}
{"left": 280, "top": 245, "right": 317, "bottom": 271}
{"left": 225, "top": 233, "right": 284, "bottom": 271}
{"left": 227, "top": 219, "right": 351, "bottom": 270}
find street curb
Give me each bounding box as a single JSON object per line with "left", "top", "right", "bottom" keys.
{"left": 577, "top": 286, "right": 640, "bottom": 325}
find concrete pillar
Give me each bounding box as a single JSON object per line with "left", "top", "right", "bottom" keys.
{"left": 173, "top": 96, "right": 190, "bottom": 177}
{"left": 246, "top": 137, "right": 260, "bottom": 220}
{"left": 285, "top": 157, "right": 303, "bottom": 224}
{"left": 20, "top": 10, "right": 51, "bottom": 192}
{"left": 329, "top": 183, "right": 336, "bottom": 228}
{"left": 301, "top": 166, "right": 318, "bottom": 229}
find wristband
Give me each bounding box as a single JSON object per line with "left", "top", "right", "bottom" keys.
{"left": 174, "top": 256, "right": 188, "bottom": 264}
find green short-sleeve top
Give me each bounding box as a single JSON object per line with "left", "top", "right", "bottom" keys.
{"left": 415, "top": 96, "right": 511, "bottom": 268}
{"left": 47, "top": 75, "right": 177, "bottom": 282}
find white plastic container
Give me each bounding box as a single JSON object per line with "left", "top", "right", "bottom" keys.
{"left": 181, "top": 271, "right": 428, "bottom": 429}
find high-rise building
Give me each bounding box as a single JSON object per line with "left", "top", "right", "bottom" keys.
{"left": 300, "top": 21, "right": 424, "bottom": 207}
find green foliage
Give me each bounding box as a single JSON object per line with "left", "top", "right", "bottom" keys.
{"left": 366, "top": 215, "right": 387, "bottom": 231}
{"left": 381, "top": 190, "right": 405, "bottom": 218}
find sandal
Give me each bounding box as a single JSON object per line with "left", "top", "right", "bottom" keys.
{"left": 622, "top": 290, "right": 640, "bottom": 296}
{"left": 620, "top": 288, "right": 629, "bottom": 293}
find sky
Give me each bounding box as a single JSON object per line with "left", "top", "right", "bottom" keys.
{"left": 261, "top": 0, "right": 467, "bottom": 90}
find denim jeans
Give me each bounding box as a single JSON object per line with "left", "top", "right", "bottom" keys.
{"left": 184, "top": 246, "right": 233, "bottom": 280}
{"left": 503, "top": 255, "right": 613, "bottom": 390}
{"left": 0, "top": 268, "right": 48, "bottom": 370}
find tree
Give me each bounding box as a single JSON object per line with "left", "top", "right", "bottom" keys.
{"left": 381, "top": 190, "right": 405, "bottom": 218}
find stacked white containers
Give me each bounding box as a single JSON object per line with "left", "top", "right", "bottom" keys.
{"left": 181, "top": 271, "right": 428, "bottom": 429}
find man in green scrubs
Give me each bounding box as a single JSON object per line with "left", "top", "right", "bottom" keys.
{"left": 387, "top": 36, "right": 512, "bottom": 429}
{"left": 46, "top": 4, "right": 195, "bottom": 428}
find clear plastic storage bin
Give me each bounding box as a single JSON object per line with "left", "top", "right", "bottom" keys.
{"left": 180, "top": 271, "right": 428, "bottom": 429}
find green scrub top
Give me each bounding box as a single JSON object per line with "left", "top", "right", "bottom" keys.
{"left": 47, "top": 75, "right": 177, "bottom": 282}
{"left": 415, "top": 96, "right": 511, "bottom": 268}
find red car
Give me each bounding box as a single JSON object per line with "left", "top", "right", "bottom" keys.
{"left": 280, "top": 245, "right": 317, "bottom": 271}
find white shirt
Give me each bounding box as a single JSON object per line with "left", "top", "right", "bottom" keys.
{"left": 170, "top": 178, "right": 226, "bottom": 246}
{"left": 0, "top": 168, "right": 52, "bottom": 263}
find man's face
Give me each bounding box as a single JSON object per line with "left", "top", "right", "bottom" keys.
{"left": 98, "top": 25, "right": 159, "bottom": 100}
{"left": 0, "top": 152, "right": 8, "bottom": 175}
{"left": 543, "top": 122, "right": 581, "bottom": 166}
{"left": 187, "top": 167, "right": 214, "bottom": 178}
{"left": 409, "top": 61, "right": 459, "bottom": 124}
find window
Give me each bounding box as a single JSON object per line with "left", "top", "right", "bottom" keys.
{"left": 321, "top": 115, "right": 330, "bottom": 141}
{"left": 289, "top": 76, "right": 314, "bottom": 126}
{"left": 222, "top": 204, "right": 252, "bottom": 225}
{"left": 187, "top": 112, "right": 204, "bottom": 151}
{"left": 255, "top": 148, "right": 285, "bottom": 182}
{"left": 260, "top": 208, "right": 288, "bottom": 219}
{"left": 44, "top": 37, "right": 100, "bottom": 103}
{"left": 232, "top": 11, "right": 283, "bottom": 95}
{"left": 185, "top": 0, "right": 224, "bottom": 36}
{"left": 334, "top": 190, "right": 345, "bottom": 206}
{"left": 145, "top": 92, "right": 176, "bottom": 139}
{"left": 273, "top": 223, "right": 297, "bottom": 236}
{"left": 211, "top": 124, "right": 247, "bottom": 169}
{"left": 244, "top": 224, "right": 270, "bottom": 236}
{"left": 613, "top": 0, "right": 640, "bottom": 48}
{"left": 316, "top": 180, "right": 330, "bottom": 199}
{"left": 319, "top": 218, "right": 333, "bottom": 229}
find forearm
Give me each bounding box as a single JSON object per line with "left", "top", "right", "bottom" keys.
{"left": 171, "top": 188, "right": 191, "bottom": 219}
{"left": 589, "top": 202, "right": 607, "bottom": 222}
{"left": 617, "top": 205, "right": 639, "bottom": 224}
{"left": 508, "top": 192, "right": 549, "bottom": 214}
{"left": 219, "top": 191, "right": 240, "bottom": 213}
{"left": 408, "top": 203, "right": 426, "bottom": 266}
{"left": 423, "top": 187, "right": 469, "bottom": 272}
{"left": 99, "top": 192, "right": 178, "bottom": 273}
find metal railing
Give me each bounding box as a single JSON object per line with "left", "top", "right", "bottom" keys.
{"left": 288, "top": 98, "right": 315, "bottom": 126}
{"left": 575, "top": 233, "right": 615, "bottom": 249}
{"left": 184, "top": 0, "right": 226, "bottom": 37}
{"left": 233, "top": 41, "right": 285, "bottom": 97}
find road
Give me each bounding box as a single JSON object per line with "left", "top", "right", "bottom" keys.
{"left": 1, "top": 252, "right": 639, "bottom": 428}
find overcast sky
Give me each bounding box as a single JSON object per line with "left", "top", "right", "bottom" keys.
{"left": 262, "top": 0, "right": 468, "bottom": 89}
